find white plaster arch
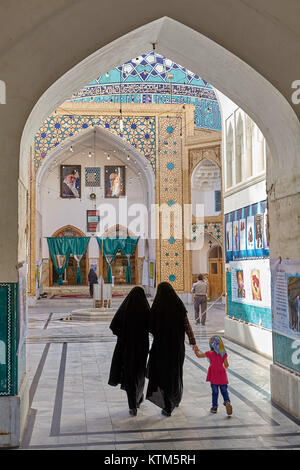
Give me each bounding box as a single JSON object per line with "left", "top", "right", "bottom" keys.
{"left": 36, "top": 125, "right": 155, "bottom": 211}
{"left": 20, "top": 16, "right": 300, "bottom": 191}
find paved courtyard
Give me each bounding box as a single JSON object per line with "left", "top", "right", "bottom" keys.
{"left": 20, "top": 298, "right": 300, "bottom": 450}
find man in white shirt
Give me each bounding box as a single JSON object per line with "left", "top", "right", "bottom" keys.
{"left": 192, "top": 274, "right": 208, "bottom": 325}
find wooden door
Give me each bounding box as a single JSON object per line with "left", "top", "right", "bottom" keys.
{"left": 208, "top": 258, "right": 223, "bottom": 300}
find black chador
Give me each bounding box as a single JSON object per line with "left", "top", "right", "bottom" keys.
{"left": 146, "top": 282, "right": 189, "bottom": 416}
{"left": 108, "top": 286, "right": 150, "bottom": 416}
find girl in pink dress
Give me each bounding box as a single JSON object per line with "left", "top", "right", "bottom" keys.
{"left": 195, "top": 335, "right": 232, "bottom": 415}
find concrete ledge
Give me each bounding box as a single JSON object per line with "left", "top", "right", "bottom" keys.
{"left": 224, "top": 316, "right": 273, "bottom": 359}
{"left": 0, "top": 374, "right": 30, "bottom": 448}
{"left": 270, "top": 363, "right": 300, "bottom": 420}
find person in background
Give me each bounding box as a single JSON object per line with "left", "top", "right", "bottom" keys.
{"left": 88, "top": 266, "right": 98, "bottom": 298}
{"left": 195, "top": 335, "right": 232, "bottom": 416}
{"left": 192, "top": 274, "right": 208, "bottom": 325}
{"left": 146, "top": 282, "right": 199, "bottom": 417}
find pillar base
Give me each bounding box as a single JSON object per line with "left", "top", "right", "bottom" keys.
{"left": 0, "top": 374, "right": 30, "bottom": 448}
{"left": 270, "top": 363, "right": 300, "bottom": 420}
{"left": 224, "top": 316, "right": 273, "bottom": 358}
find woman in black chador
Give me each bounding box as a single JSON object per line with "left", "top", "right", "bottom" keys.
{"left": 146, "top": 282, "right": 198, "bottom": 417}
{"left": 108, "top": 286, "right": 150, "bottom": 416}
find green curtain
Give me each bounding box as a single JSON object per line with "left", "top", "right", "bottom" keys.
{"left": 67, "top": 237, "right": 91, "bottom": 285}
{"left": 47, "top": 238, "right": 71, "bottom": 285}
{"left": 118, "top": 237, "right": 140, "bottom": 284}
{"left": 47, "top": 237, "right": 91, "bottom": 285}
{"left": 96, "top": 236, "right": 139, "bottom": 284}
{"left": 96, "top": 237, "right": 120, "bottom": 283}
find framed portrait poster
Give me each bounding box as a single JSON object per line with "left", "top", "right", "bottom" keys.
{"left": 60, "top": 165, "right": 81, "bottom": 198}
{"left": 105, "top": 166, "right": 125, "bottom": 198}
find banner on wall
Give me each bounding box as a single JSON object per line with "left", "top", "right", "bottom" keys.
{"left": 271, "top": 258, "right": 300, "bottom": 339}
{"left": 142, "top": 259, "right": 149, "bottom": 286}
{"left": 225, "top": 200, "right": 269, "bottom": 262}
{"left": 149, "top": 260, "right": 155, "bottom": 288}
{"left": 230, "top": 259, "right": 271, "bottom": 309}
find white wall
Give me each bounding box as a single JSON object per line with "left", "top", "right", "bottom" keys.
{"left": 39, "top": 149, "right": 149, "bottom": 259}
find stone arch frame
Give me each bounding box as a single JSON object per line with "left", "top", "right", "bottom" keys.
{"left": 98, "top": 224, "right": 139, "bottom": 285}
{"left": 19, "top": 15, "right": 300, "bottom": 290}
{"left": 28, "top": 122, "right": 155, "bottom": 295}
{"left": 49, "top": 224, "right": 89, "bottom": 287}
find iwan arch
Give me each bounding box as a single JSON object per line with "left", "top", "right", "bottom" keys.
{"left": 0, "top": 8, "right": 300, "bottom": 447}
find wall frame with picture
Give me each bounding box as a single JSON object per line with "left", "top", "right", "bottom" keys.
{"left": 104, "top": 165, "right": 126, "bottom": 198}
{"left": 60, "top": 165, "right": 81, "bottom": 198}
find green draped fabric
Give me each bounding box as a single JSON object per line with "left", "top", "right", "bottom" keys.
{"left": 67, "top": 237, "right": 91, "bottom": 285}
{"left": 47, "top": 238, "right": 71, "bottom": 285}
{"left": 96, "top": 237, "right": 139, "bottom": 284}
{"left": 96, "top": 237, "right": 120, "bottom": 283}
{"left": 118, "top": 237, "right": 140, "bottom": 284}
{"left": 47, "top": 237, "right": 91, "bottom": 285}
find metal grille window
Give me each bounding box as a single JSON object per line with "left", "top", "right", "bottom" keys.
{"left": 215, "top": 190, "right": 221, "bottom": 212}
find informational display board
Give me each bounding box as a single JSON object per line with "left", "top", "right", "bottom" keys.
{"left": 149, "top": 260, "right": 155, "bottom": 288}
{"left": 87, "top": 210, "right": 100, "bottom": 233}
{"left": 142, "top": 259, "right": 149, "bottom": 286}
{"left": 230, "top": 259, "right": 271, "bottom": 309}
{"left": 225, "top": 200, "right": 269, "bottom": 262}
{"left": 271, "top": 258, "right": 300, "bottom": 339}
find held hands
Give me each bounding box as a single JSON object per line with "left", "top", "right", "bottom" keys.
{"left": 193, "top": 344, "right": 205, "bottom": 358}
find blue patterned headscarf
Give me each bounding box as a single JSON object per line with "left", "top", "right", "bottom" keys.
{"left": 209, "top": 335, "right": 226, "bottom": 357}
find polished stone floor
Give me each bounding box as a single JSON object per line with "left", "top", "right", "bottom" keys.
{"left": 20, "top": 297, "right": 300, "bottom": 450}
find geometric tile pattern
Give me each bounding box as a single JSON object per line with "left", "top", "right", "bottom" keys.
{"left": 0, "top": 283, "right": 18, "bottom": 396}
{"left": 34, "top": 114, "right": 156, "bottom": 174}
{"left": 70, "top": 52, "right": 221, "bottom": 131}
{"left": 157, "top": 116, "right": 185, "bottom": 291}
{"left": 192, "top": 222, "right": 223, "bottom": 243}
{"left": 85, "top": 168, "right": 101, "bottom": 187}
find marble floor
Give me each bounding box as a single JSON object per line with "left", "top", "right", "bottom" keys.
{"left": 20, "top": 298, "right": 300, "bottom": 450}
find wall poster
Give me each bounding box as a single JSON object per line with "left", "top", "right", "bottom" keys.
{"left": 60, "top": 165, "right": 81, "bottom": 198}
{"left": 105, "top": 166, "right": 125, "bottom": 198}
{"left": 225, "top": 200, "right": 269, "bottom": 262}
{"left": 230, "top": 259, "right": 271, "bottom": 309}
{"left": 271, "top": 258, "right": 300, "bottom": 339}
{"left": 149, "top": 260, "right": 156, "bottom": 288}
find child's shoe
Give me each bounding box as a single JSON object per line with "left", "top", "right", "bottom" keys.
{"left": 210, "top": 407, "right": 217, "bottom": 413}
{"left": 225, "top": 401, "right": 232, "bottom": 416}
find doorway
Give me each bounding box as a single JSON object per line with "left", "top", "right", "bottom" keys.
{"left": 49, "top": 225, "right": 89, "bottom": 286}
{"left": 208, "top": 245, "right": 223, "bottom": 300}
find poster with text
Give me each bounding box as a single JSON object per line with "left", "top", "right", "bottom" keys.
{"left": 226, "top": 222, "right": 232, "bottom": 252}
{"left": 230, "top": 259, "right": 271, "bottom": 308}
{"left": 255, "top": 213, "right": 264, "bottom": 250}
{"left": 271, "top": 258, "right": 300, "bottom": 339}
{"left": 233, "top": 221, "right": 239, "bottom": 252}
{"left": 239, "top": 219, "right": 246, "bottom": 251}
{"left": 246, "top": 216, "right": 255, "bottom": 251}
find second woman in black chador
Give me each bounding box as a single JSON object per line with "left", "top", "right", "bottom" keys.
{"left": 108, "top": 286, "right": 150, "bottom": 416}
{"left": 146, "top": 282, "right": 198, "bottom": 416}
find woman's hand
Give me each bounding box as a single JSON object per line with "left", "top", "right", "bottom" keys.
{"left": 192, "top": 344, "right": 199, "bottom": 355}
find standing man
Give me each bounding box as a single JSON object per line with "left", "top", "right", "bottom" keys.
{"left": 88, "top": 266, "right": 98, "bottom": 298}
{"left": 192, "top": 274, "right": 208, "bottom": 325}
